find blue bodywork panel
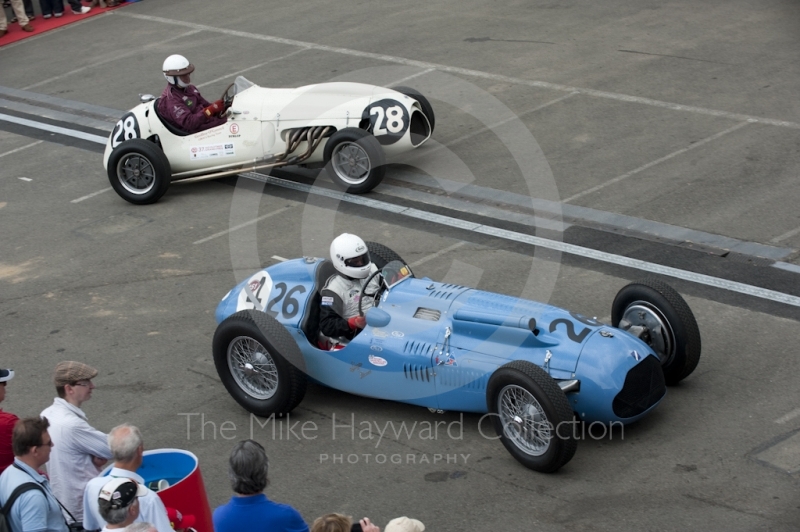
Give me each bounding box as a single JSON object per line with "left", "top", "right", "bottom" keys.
{"left": 216, "top": 258, "right": 664, "bottom": 423}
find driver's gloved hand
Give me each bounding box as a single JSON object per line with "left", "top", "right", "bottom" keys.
{"left": 347, "top": 316, "right": 367, "bottom": 330}
{"left": 203, "top": 100, "right": 224, "bottom": 117}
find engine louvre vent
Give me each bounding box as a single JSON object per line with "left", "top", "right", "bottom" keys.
{"left": 403, "top": 341, "right": 434, "bottom": 356}
{"left": 403, "top": 363, "right": 430, "bottom": 382}
{"left": 413, "top": 308, "right": 441, "bottom": 321}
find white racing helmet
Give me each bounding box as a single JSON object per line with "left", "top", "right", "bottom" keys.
{"left": 330, "top": 233, "right": 372, "bottom": 279}
{"left": 163, "top": 54, "right": 195, "bottom": 87}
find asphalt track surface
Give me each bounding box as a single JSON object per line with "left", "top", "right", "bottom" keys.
{"left": 2, "top": 1, "right": 800, "bottom": 531}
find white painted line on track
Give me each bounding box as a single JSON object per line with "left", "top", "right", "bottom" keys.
{"left": 115, "top": 12, "right": 800, "bottom": 130}
{"left": 0, "top": 113, "right": 108, "bottom": 144}
{"left": 390, "top": 68, "right": 436, "bottom": 86}
{"left": 563, "top": 121, "right": 752, "bottom": 203}
{"left": 771, "top": 226, "right": 800, "bottom": 244}
{"left": 71, "top": 187, "right": 113, "bottom": 204}
{"left": 775, "top": 408, "right": 800, "bottom": 424}
{"left": 21, "top": 29, "right": 202, "bottom": 90}
{"left": 271, "top": 255, "right": 289, "bottom": 262}
{"left": 18, "top": 177, "right": 32, "bottom": 182}
{"left": 196, "top": 49, "right": 309, "bottom": 89}
{"left": 242, "top": 171, "right": 800, "bottom": 308}
{"left": 0, "top": 140, "right": 42, "bottom": 159}
{"left": 410, "top": 241, "right": 466, "bottom": 268}
{"left": 193, "top": 206, "right": 292, "bottom": 245}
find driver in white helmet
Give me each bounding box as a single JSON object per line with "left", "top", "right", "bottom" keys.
{"left": 157, "top": 54, "right": 227, "bottom": 134}
{"left": 319, "top": 234, "right": 382, "bottom": 341}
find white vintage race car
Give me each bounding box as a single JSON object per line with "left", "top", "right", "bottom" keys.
{"left": 102, "top": 76, "right": 435, "bottom": 204}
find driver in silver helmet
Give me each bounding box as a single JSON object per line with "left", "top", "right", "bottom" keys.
{"left": 319, "top": 233, "right": 382, "bottom": 341}
{"left": 157, "top": 54, "right": 227, "bottom": 134}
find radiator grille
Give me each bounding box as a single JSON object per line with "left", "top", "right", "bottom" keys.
{"left": 612, "top": 356, "right": 666, "bottom": 418}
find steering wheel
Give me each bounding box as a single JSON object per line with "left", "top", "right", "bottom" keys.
{"left": 221, "top": 82, "right": 236, "bottom": 112}
{"left": 358, "top": 269, "right": 386, "bottom": 317}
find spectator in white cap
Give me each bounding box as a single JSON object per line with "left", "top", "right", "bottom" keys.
{"left": 41, "top": 361, "right": 113, "bottom": 520}
{"left": 0, "top": 369, "right": 18, "bottom": 473}
{"left": 385, "top": 517, "right": 425, "bottom": 532}
{"left": 83, "top": 424, "right": 175, "bottom": 532}
{"left": 97, "top": 477, "right": 148, "bottom": 531}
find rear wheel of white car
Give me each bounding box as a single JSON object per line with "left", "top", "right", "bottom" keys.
{"left": 107, "top": 139, "right": 171, "bottom": 205}
{"left": 364, "top": 241, "right": 405, "bottom": 269}
{"left": 487, "top": 361, "right": 578, "bottom": 473}
{"left": 213, "top": 310, "right": 307, "bottom": 416}
{"left": 323, "top": 128, "right": 386, "bottom": 194}
{"left": 611, "top": 278, "right": 701, "bottom": 385}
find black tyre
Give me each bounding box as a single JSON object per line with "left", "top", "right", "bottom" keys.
{"left": 322, "top": 128, "right": 386, "bottom": 194}
{"left": 486, "top": 361, "right": 578, "bottom": 473}
{"left": 391, "top": 86, "right": 436, "bottom": 134}
{"left": 364, "top": 241, "right": 405, "bottom": 269}
{"left": 611, "top": 278, "right": 701, "bottom": 385}
{"left": 213, "top": 310, "right": 307, "bottom": 416}
{"left": 107, "top": 139, "right": 172, "bottom": 205}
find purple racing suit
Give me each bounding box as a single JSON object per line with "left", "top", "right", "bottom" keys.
{"left": 157, "top": 83, "right": 227, "bottom": 134}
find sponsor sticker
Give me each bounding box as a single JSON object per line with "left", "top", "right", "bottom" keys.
{"left": 368, "top": 354, "right": 388, "bottom": 367}
{"left": 321, "top": 296, "right": 334, "bottom": 307}
{"left": 391, "top": 331, "right": 405, "bottom": 338}
{"left": 373, "top": 329, "right": 389, "bottom": 338}
{"left": 189, "top": 142, "right": 235, "bottom": 159}
{"left": 370, "top": 345, "right": 383, "bottom": 352}
{"left": 229, "top": 123, "right": 240, "bottom": 134}
{"left": 630, "top": 350, "right": 641, "bottom": 361}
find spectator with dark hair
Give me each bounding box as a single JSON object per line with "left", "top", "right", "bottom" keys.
{"left": 83, "top": 424, "right": 174, "bottom": 532}
{"left": 311, "top": 514, "right": 380, "bottom": 532}
{"left": 0, "top": 369, "right": 19, "bottom": 473}
{"left": 41, "top": 361, "right": 112, "bottom": 521}
{"left": 0, "top": 417, "right": 68, "bottom": 532}
{"left": 213, "top": 440, "right": 308, "bottom": 532}
{"left": 97, "top": 477, "right": 147, "bottom": 530}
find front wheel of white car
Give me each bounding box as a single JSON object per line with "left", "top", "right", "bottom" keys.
{"left": 322, "top": 128, "right": 386, "bottom": 194}
{"left": 107, "top": 139, "right": 171, "bottom": 205}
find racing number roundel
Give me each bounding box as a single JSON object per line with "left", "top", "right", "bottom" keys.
{"left": 110, "top": 113, "right": 140, "bottom": 149}
{"left": 362, "top": 99, "right": 409, "bottom": 145}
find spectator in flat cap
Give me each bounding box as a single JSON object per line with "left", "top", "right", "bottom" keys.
{"left": 97, "top": 477, "right": 148, "bottom": 530}
{"left": 213, "top": 440, "right": 309, "bottom": 532}
{"left": 0, "top": 417, "right": 68, "bottom": 532}
{"left": 41, "top": 361, "right": 112, "bottom": 521}
{"left": 84, "top": 424, "right": 174, "bottom": 532}
{"left": 0, "top": 369, "right": 19, "bottom": 473}
{"left": 384, "top": 517, "right": 425, "bottom": 532}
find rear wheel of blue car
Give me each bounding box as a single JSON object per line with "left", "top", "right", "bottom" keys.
{"left": 611, "top": 278, "right": 701, "bottom": 385}
{"left": 107, "top": 139, "right": 171, "bottom": 205}
{"left": 323, "top": 128, "right": 386, "bottom": 194}
{"left": 213, "top": 310, "right": 307, "bottom": 416}
{"left": 487, "top": 361, "right": 578, "bottom": 473}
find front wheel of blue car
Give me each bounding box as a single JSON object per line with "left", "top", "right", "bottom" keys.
{"left": 487, "top": 361, "right": 578, "bottom": 473}
{"left": 213, "top": 310, "right": 307, "bottom": 417}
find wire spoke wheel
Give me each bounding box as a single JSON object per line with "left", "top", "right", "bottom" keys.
{"left": 498, "top": 384, "right": 551, "bottom": 456}
{"left": 227, "top": 336, "right": 279, "bottom": 400}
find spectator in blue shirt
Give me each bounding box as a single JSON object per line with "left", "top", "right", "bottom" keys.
{"left": 0, "top": 417, "right": 68, "bottom": 532}
{"left": 213, "top": 440, "right": 308, "bottom": 532}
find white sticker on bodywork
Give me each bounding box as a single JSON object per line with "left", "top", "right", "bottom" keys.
{"left": 236, "top": 271, "right": 273, "bottom": 312}
{"left": 189, "top": 142, "right": 235, "bottom": 160}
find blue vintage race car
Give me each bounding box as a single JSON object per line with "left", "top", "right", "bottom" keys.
{"left": 213, "top": 243, "right": 701, "bottom": 472}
